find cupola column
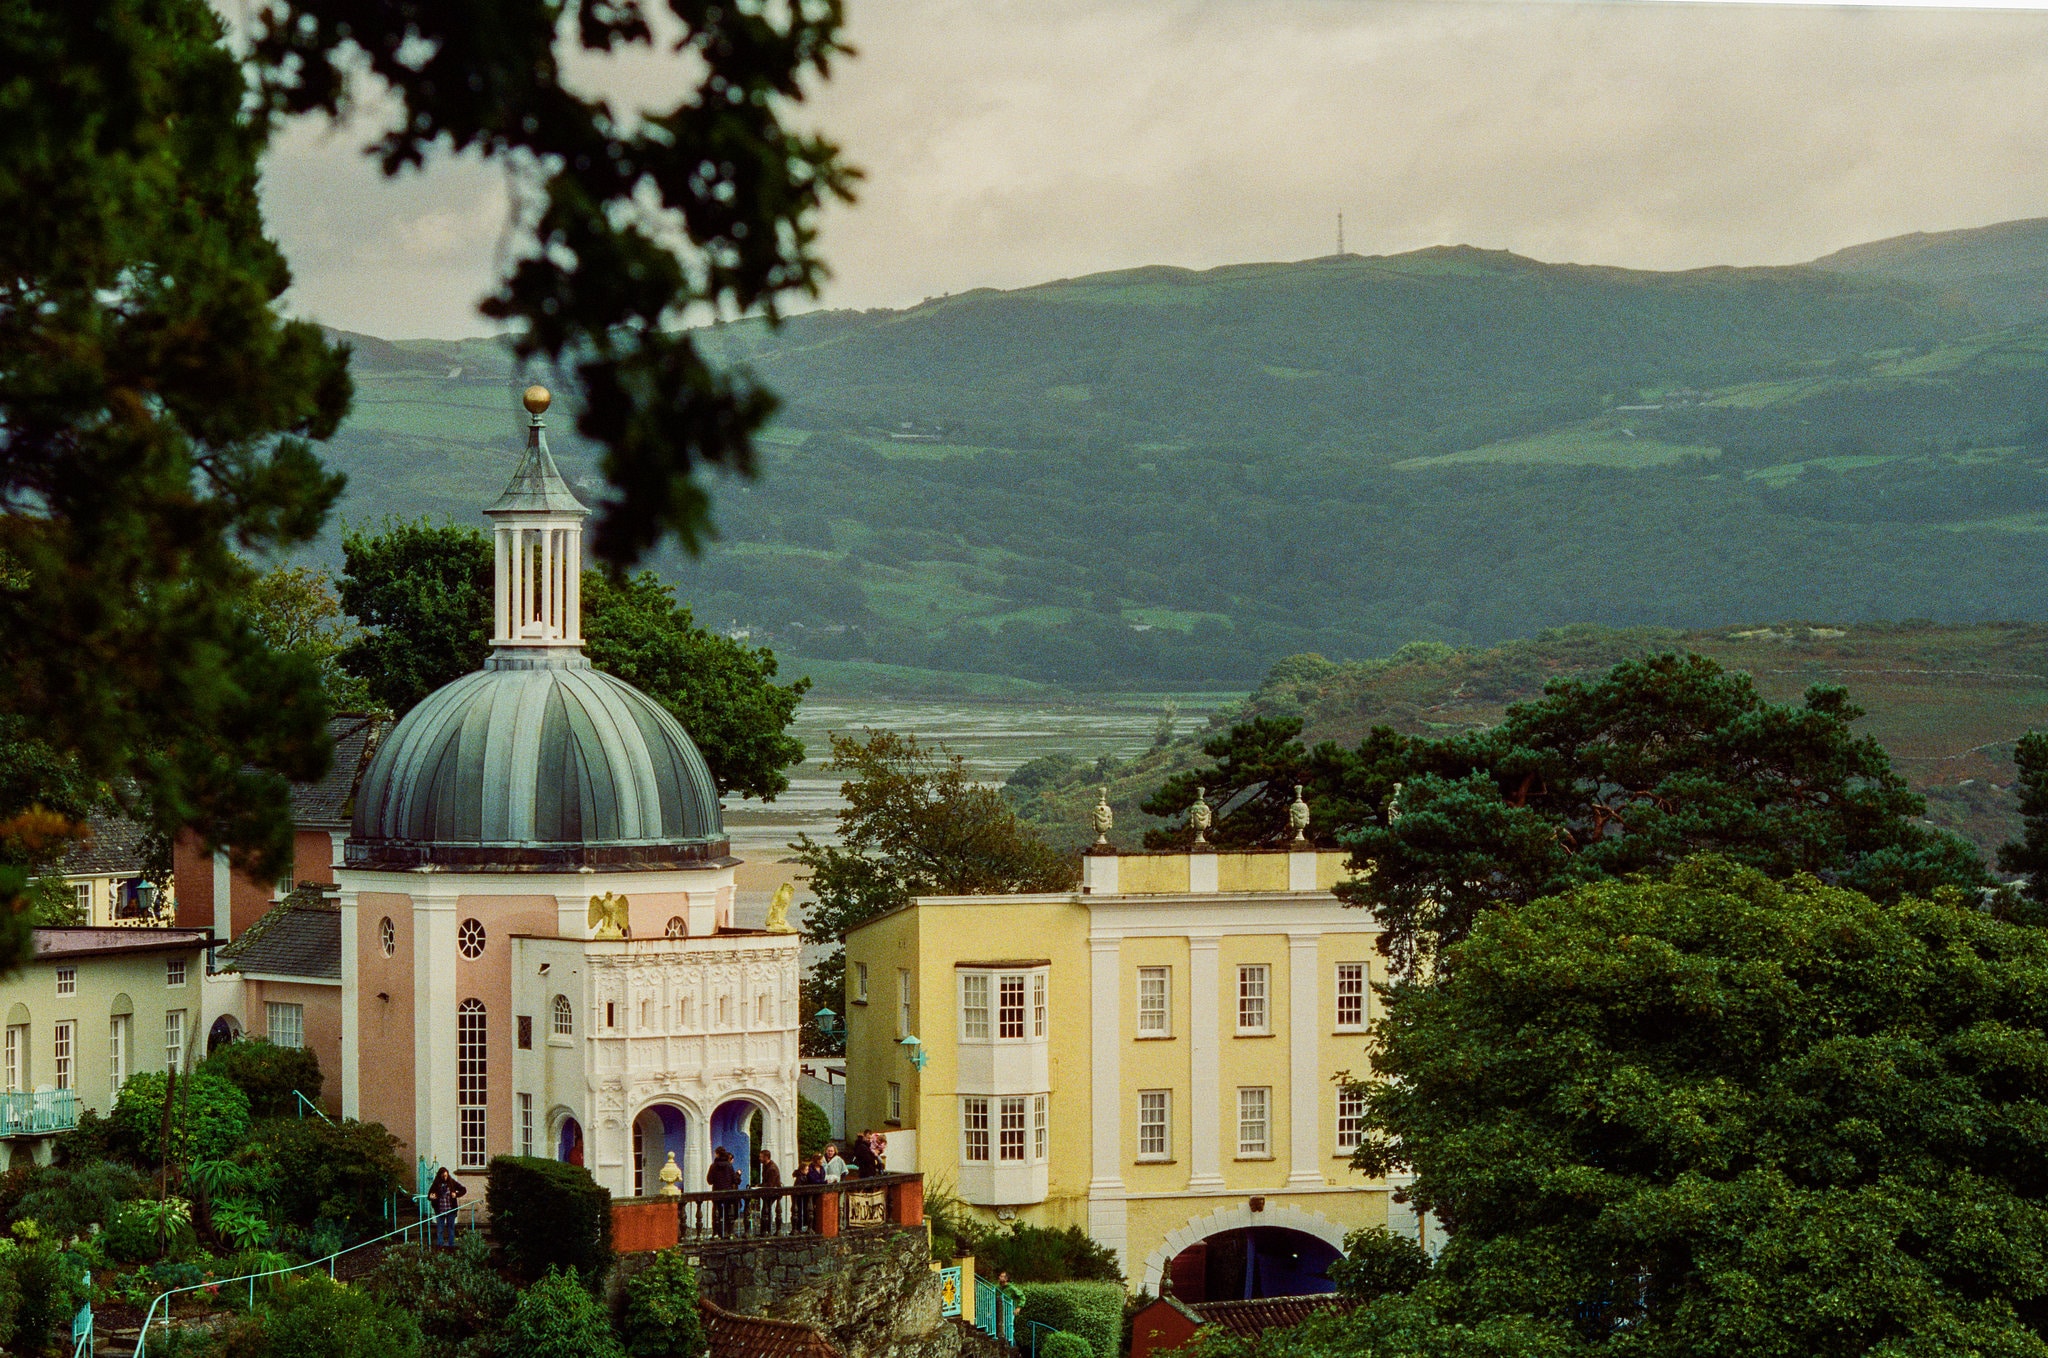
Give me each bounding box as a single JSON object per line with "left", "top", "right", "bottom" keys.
{"left": 485, "top": 387, "right": 589, "bottom": 652}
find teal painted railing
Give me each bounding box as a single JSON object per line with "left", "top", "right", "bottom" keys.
{"left": 292, "top": 1091, "right": 331, "bottom": 1124}
{"left": 0, "top": 1088, "right": 79, "bottom": 1136}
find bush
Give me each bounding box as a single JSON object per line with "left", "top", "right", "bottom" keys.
{"left": 499, "top": 1268, "right": 625, "bottom": 1358}
{"left": 797, "top": 1096, "right": 832, "bottom": 1160}
{"left": 620, "top": 1248, "right": 708, "bottom": 1358}
{"left": 485, "top": 1156, "right": 610, "bottom": 1283}
{"left": 112, "top": 1070, "right": 251, "bottom": 1165}
{"left": 214, "top": 1276, "right": 422, "bottom": 1358}
{"left": 242, "top": 1117, "right": 404, "bottom": 1235}
{"left": 1015, "top": 1282, "right": 1124, "bottom": 1358}
{"left": 202, "top": 1039, "right": 324, "bottom": 1118}
{"left": 104, "top": 1197, "right": 194, "bottom": 1263}
{"left": 1038, "top": 1334, "right": 1092, "bottom": 1358}
{"left": 365, "top": 1232, "right": 516, "bottom": 1358}
{"left": 970, "top": 1223, "right": 1123, "bottom": 1283}
{"left": 0, "top": 1229, "right": 82, "bottom": 1355}
{"left": 7, "top": 1158, "right": 151, "bottom": 1239}
{"left": 1327, "top": 1226, "right": 1431, "bottom": 1302}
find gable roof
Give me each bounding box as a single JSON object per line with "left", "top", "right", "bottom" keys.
{"left": 218, "top": 890, "right": 341, "bottom": 980}
{"left": 1191, "top": 1294, "right": 1347, "bottom": 1337}
{"left": 290, "top": 715, "right": 389, "bottom": 829}
{"left": 699, "top": 1299, "right": 842, "bottom": 1358}
{"left": 58, "top": 813, "right": 152, "bottom": 878}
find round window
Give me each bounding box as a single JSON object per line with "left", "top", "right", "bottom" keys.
{"left": 457, "top": 918, "right": 486, "bottom": 959}
{"left": 664, "top": 916, "right": 687, "bottom": 938}
{"left": 379, "top": 917, "right": 396, "bottom": 957}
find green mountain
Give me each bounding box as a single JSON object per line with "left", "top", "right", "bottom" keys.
{"left": 318, "top": 223, "right": 2048, "bottom": 689}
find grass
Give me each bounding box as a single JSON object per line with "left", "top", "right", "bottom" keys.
{"left": 1394, "top": 427, "right": 1720, "bottom": 470}
{"left": 786, "top": 657, "right": 1062, "bottom": 699}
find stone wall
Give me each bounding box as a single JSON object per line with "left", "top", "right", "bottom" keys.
{"left": 682, "top": 1227, "right": 971, "bottom": 1358}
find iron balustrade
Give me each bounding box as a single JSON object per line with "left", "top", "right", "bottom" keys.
{"left": 673, "top": 1171, "right": 917, "bottom": 1243}
{"left": 0, "top": 1088, "right": 79, "bottom": 1136}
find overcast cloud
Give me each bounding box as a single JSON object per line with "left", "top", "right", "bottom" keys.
{"left": 259, "top": 0, "right": 2048, "bottom": 340}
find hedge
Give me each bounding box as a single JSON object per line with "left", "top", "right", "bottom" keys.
{"left": 1038, "top": 1333, "right": 1092, "bottom": 1358}
{"left": 486, "top": 1156, "right": 612, "bottom": 1283}
{"left": 1015, "top": 1281, "right": 1123, "bottom": 1358}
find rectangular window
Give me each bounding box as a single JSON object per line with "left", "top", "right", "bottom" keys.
{"left": 963, "top": 1097, "right": 990, "bottom": 1162}
{"left": 1237, "top": 1086, "right": 1270, "bottom": 1158}
{"left": 53, "top": 1021, "right": 74, "bottom": 1091}
{"left": 166, "top": 956, "right": 187, "bottom": 988}
{"left": 888, "top": 1081, "right": 903, "bottom": 1123}
{"left": 519, "top": 1093, "right": 535, "bottom": 1158}
{"left": 1237, "top": 965, "right": 1269, "bottom": 1034}
{"left": 898, "top": 969, "right": 912, "bottom": 1038}
{"left": 164, "top": 1010, "right": 184, "bottom": 1075}
{"left": 3, "top": 1025, "right": 21, "bottom": 1092}
{"left": 1336, "top": 963, "right": 1366, "bottom": 1030}
{"left": 639, "top": 998, "right": 651, "bottom": 1029}
{"left": 998, "top": 975, "right": 1026, "bottom": 1039}
{"left": 716, "top": 994, "right": 729, "bottom": 1026}
{"left": 1032, "top": 1094, "right": 1047, "bottom": 1161}
{"left": 855, "top": 962, "right": 869, "bottom": 1003}
{"left": 1138, "top": 1090, "right": 1170, "bottom": 1160}
{"left": 607, "top": 1001, "right": 618, "bottom": 1029}
{"left": 75, "top": 883, "right": 91, "bottom": 920}
{"left": 109, "top": 1015, "right": 128, "bottom": 1101}
{"left": 1137, "top": 967, "right": 1170, "bottom": 1036}
{"left": 961, "top": 974, "right": 990, "bottom": 1041}
{"left": 55, "top": 967, "right": 76, "bottom": 997}
{"left": 998, "top": 1095, "right": 1027, "bottom": 1161}
{"left": 458, "top": 1002, "right": 487, "bottom": 1170}
{"left": 517, "top": 1015, "right": 532, "bottom": 1050}
{"left": 1032, "top": 973, "right": 1047, "bottom": 1038}
{"left": 1337, "top": 1086, "right": 1366, "bottom": 1152}
{"left": 266, "top": 1002, "right": 304, "bottom": 1050}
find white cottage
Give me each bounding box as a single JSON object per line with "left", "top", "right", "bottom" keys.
{"left": 337, "top": 387, "right": 800, "bottom": 1202}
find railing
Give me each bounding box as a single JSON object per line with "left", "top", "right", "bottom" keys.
{"left": 674, "top": 1171, "right": 920, "bottom": 1245}
{"left": 0, "top": 1088, "right": 79, "bottom": 1136}
{"left": 293, "top": 1091, "right": 331, "bottom": 1123}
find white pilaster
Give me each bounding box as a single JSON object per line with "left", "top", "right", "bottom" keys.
{"left": 340, "top": 889, "right": 361, "bottom": 1118}
{"left": 557, "top": 892, "right": 588, "bottom": 940}
{"left": 414, "top": 883, "right": 461, "bottom": 1174}
{"left": 1289, "top": 850, "right": 1318, "bottom": 892}
{"left": 1087, "top": 935, "right": 1124, "bottom": 1196}
{"left": 1287, "top": 932, "right": 1324, "bottom": 1187}
{"left": 1188, "top": 852, "right": 1218, "bottom": 894}
{"left": 211, "top": 850, "right": 231, "bottom": 947}
{"left": 1187, "top": 932, "right": 1224, "bottom": 1189}
{"left": 1081, "top": 852, "right": 1119, "bottom": 895}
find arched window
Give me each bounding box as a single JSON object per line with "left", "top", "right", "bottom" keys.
{"left": 379, "top": 917, "right": 396, "bottom": 957}
{"left": 458, "top": 999, "right": 487, "bottom": 1169}
{"left": 552, "top": 994, "right": 573, "bottom": 1037}
{"left": 664, "top": 916, "right": 687, "bottom": 938}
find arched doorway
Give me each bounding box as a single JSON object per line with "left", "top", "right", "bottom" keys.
{"left": 207, "top": 1014, "right": 242, "bottom": 1055}
{"left": 557, "top": 1115, "right": 585, "bottom": 1166}
{"left": 632, "top": 1104, "right": 689, "bottom": 1197}
{"left": 1167, "top": 1227, "right": 1341, "bottom": 1303}
{"left": 711, "top": 1096, "right": 770, "bottom": 1184}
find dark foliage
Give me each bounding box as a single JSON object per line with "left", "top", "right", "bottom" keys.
{"left": 338, "top": 520, "right": 492, "bottom": 718}
{"left": 1998, "top": 729, "right": 2048, "bottom": 924}
{"left": 241, "top": 1117, "right": 405, "bottom": 1236}
{"left": 965, "top": 1223, "right": 1124, "bottom": 1284}
{"left": 620, "top": 1248, "right": 709, "bottom": 1358}
{"left": 486, "top": 1155, "right": 612, "bottom": 1284}
{"left": 202, "top": 1038, "right": 324, "bottom": 1117}
{"left": 1326, "top": 1228, "right": 1431, "bottom": 1303}
{"left": 364, "top": 1233, "right": 516, "bottom": 1358}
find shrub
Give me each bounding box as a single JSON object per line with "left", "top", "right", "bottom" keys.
{"left": 485, "top": 1156, "right": 610, "bottom": 1283}
{"left": 1038, "top": 1333, "right": 1092, "bottom": 1358}
{"left": 499, "top": 1268, "right": 625, "bottom": 1358}
{"left": 970, "top": 1223, "right": 1122, "bottom": 1283}
{"left": 104, "top": 1197, "right": 193, "bottom": 1263}
{"left": 212, "top": 1276, "right": 422, "bottom": 1358}
{"left": 365, "top": 1232, "right": 516, "bottom": 1358}
{"left": 1327, "top": 1226, "right": 1430, "bottom": 1302}
{"left": 0, "top": 1229, "right": 82, "bottom": 1355}
{"left": 797, "top": 1096, "right": 832, "bottom": 1160}
{"left": 620, "top": 1249, "right": 708, "bottom": 1358}
{"left": 112, "top": 1070, "right": 251, "bottom": 1165}
{"left": 202, "top": 1039, "right": 324, "bottom": 1118}
{"left": 242, "top": 1117, "right": 404, "bottom": 1235}
{"left": 1015, "top": 1282, "right": 1124, "bottom": 1358}
{"left": 7, "top": 1158, "right": 150, "bottom": 1239}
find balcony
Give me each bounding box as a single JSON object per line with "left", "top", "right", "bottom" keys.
{"left": 0, "top": 1089, "right": 79, "bottom": 1137}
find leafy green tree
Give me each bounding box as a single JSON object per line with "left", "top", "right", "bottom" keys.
{"left": 1305, "top": 859, "right": 2048, "bottom": 1358}
{"left": 365, "top": 1234, "right": 516, "bottom": 1358}
{"left": 111, "top": 1070, "right": 251, "bottom": 1166}
{"left": 1998, "top": 729, "right": 2048, "bottom": 924}
{"left": 797, "top": 1096, "right": 833, "bottom": 1161}
{"left": 241, "top": 1117, "right": 405, "bottom": 1236}
{"left": 1326, "top": 1227, "right": 1431, "bottom": 1304}
{"left": 794, "top": 731, "right": 1076, "bottom": 1054}
{"left": 247, "top": 565, "right": 375, "bottom": 713}
{"left": 201, "top": 1038, "right": 324, "bottom": 1118}
{"left": 1140, "top": 716, "right": 1366, "bottom": 849}
{"left": 338, "top": 521, "right": 495, "bottom": 718}
{"left": 500, "top": 1268, "right": 625, "bottom": 1358}
{"left": 620, "top": 1248, "right": 709, "bottom": 1358}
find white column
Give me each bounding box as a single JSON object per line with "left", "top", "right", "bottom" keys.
{"left": 414, "top": 886, "right": 461, "bottom": 1174}
{"left": 1187, "top": 932, "right": 1223, "bottom": 1189}
{"left": 1086, "top": 934, "right": 1128, "bottom": 1263}
{"left": 211, "top": 850, "right": 231, "bottom": 949}
{"left": 541, "top": 527, "right": 555, "bottom": 638}
{"left": 564, "top": 528, "right": 580, "bottom": 643}
{"left": 340, "top": 889, "right": 360, "bottom": 1118}
{"left": 1287, "top": 933, "right": 1323, "bottom": 1187}
{"left": 494, "top": 530, "right": 509, "bottom": 643}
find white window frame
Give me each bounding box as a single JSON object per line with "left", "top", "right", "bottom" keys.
{"left": 164, "top": 1009, "right": 184, "bottom": 1074}
{"left": 53, "top": 1020, "right": 74, "bottom": 1091}
{"left": 552, "top": 994, "right": 573, "bottom": 1037}
{"left": 1335, "top": 962, "right": 1366, "bottom": 1031}
{"left": 998, "top": 1095, "right": 1027, "bottom": 1162}
{"left": 855, "top": 962, "right": 869, "bottom": 1003}
{"left": 1137, "top": 1089, "right": 1170, "bottom": 1161}
{"left": 519, "top": 1092, "right": 535, "bottom": 1158}
{"left": 962, "top": 1096, "right": 990, "bottom": 1162}
{"left": 55, "top": 967, "right": 76, "bottom": 997}
{"left": 1137, "top": 967, "right": 1170, "bottom": 1037}
{"left": 1237, "top": 965, "right": 1270, "bottom": 1034}
{"left": 266, "top": 1001, "right": 305, "bottom": 1050}
{"left": 109, "top": 1015, "right": 128, "bottom": 1101}
{"left": 4, "top": 1024, "right": 21, "bottom": 1092}
{"left": 74, "top": 882, "right": 92, "bottom": 919}
{"left": 1032, "top": 1093, "right": 1047, "bottom": 1161}
{"left": 1032, "top": 973, "right": 1047, "bottom": 1038}
{"left": 1337, "top": 1085, "right": 1366, "bottom": 1153}
{"left": 458, "top": 999, "right": 487, "bottom": 1170}
{"left": 997, "top": 975, "right": 1026, "bottom": 1039}
{"left": 1237, "top": 1086, "right": 1270, "bottom": 1158}
{"left": 888, "top": 1081, "right": 903, "bottom": 1123}
{"left": 898, "top": 968, "right": 913, "bottom": 1038}
{"left": 961, "top": 973, "right": 990, "bottom": 1041}
{"left": 166, "top": 956, "right": 187, "bottom": 988}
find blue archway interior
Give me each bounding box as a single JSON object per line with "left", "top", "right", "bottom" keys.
{"left": 558, "top": 1116, "right": 584, "bottom": 1164}
{"left": 646, "top": 1104, "right": 687, "bottom": 1186}
{"left": 1168, "top": 1227, "right": 1340, "bottom": 1303}
{"left": 710, "top": 1099, "right": 757, "bottom": 1184}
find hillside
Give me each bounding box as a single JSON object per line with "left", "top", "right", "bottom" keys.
{"left": 1813, "top": 218, "right": 2048, "bottom": 327}
{"left": 315, "top": 222, "right": 2048, "bottom": 688}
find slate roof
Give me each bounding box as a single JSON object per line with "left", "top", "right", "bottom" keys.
{"left": 291, "top": 715, "right": 389, "bottom": 828}
{"left": 218, "top": 891, "right": 341, "bottom": 980}
{"left": 58, "top": 813, "right": 152, "bottom": 877}
{"left": 699, "top": 1299, "right": 842, "bottom": 1358}
{"left": 486, "top": 429, "right": 589, "bottom": 516}
{"left": 1191, "top": 1294, "right": 1347, "bottom": 1338}
{"left": 33, "top": 928, "right": 210, "bottom": 961}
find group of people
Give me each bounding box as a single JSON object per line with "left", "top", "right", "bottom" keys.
{"left": 700, "top": 1129, "right": 891, "bottom": 1236}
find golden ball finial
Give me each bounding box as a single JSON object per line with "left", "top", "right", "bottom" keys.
{"left": 522, "top": 385, "right": 551, "bottom": 415}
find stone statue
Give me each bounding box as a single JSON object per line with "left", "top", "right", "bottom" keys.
{"left": 1093, "top": 787, "right": 1114, "bottom": 845}
{"left": 765, "top": 882, "right": 797, "bottom": 934}
{"left": 1189, "top": 785, "right": 1212, "bottom": 845}
{"left": 658, "top": 1151, "right": 683, "bottom": 1197}
{"left": 1387, "top": 780, "right": 1404, "bottom": 823}
{"left": 1288, "top": 785, "right": 1311, "bottom": 843}
{"left": 588, "top": 891, "right": 630, "bottom": 939}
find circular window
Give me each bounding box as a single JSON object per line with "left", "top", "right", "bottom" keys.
{"left": 664, "top": 916, "right": 687, "bottom": 938}
{"left": 457, "top": 918, "right": 486, "bottom": 959}
{"left": 379, "top": 917, "right": 396, "bottom": 957}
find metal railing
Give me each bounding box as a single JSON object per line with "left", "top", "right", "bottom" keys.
{"left": 0, "top": 1088, "right": 79, "bottom": 1136}
{"left": 292, "top": 1091, "right": 331, "bottom": 1123}
{"left": 674, "top": 1171, "right": 915, "bottom": 1243}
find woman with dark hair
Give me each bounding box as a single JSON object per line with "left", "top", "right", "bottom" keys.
{"left": 427, "top": 1167, "right": 466, "bottom": 1247}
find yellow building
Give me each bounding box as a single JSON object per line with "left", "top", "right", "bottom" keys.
{"left": 844, "top": 845, "right": 1405, "bottom": 1301}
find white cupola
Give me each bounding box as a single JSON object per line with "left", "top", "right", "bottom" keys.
{"left": 485, "top": 386, "right": 589, "bottom": 651}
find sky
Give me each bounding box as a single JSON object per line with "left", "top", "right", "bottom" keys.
{"left": 258, "top": 0, "right": 2048, "bottom": 340}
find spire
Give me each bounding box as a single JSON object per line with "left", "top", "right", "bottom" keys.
{"left": 486, "top": 386, "right": 588, "bottom": 652}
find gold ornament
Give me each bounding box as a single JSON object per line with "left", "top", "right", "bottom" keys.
{"left": 522, "top": 384, "right": 551, "bottom": 415}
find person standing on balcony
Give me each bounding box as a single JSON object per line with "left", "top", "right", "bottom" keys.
{"left": 823, "top": 1142, "right": 847, "bottom": 1183}
{"left": 851, "top": 1129, "right": 879, "bottom": 1179}
{"left": 708, "top": 1147, "right": 741, "bottom": 1236}
{"left": 757, "top": 1147, "right": 783, "bottom": 1232}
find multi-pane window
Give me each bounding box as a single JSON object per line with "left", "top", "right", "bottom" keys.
{"left": 1237, "top": 965, "right": 1270, "bottom": 1033}
{"left": 3, "top": 1025, "right": 21, "bottom": 1092}
{"left": 1137, "top": 968, "right": 1170, "bottom": 1036}
{"left": 963, "top": 1097, "right": 990, "bottom": 1162}
{"left": 165, "top": 1010, "right": 184, "bottom": 1074}
{"left": 855, "top": 962, "right": 869, "bottom": 1002}
{"left": 1138, "top": 1090, "right": 1170, "bottom": 1160}
{"left": 998, "top": 1095, "right": 1027, "bottom": 1161}
{"left": 552, "top": 994, "right": 573, "bottom": 1036}
{"left": 457, "top": 918, "right": 486, "bottom": 960}
{"left": 53, "top": 1021, "right": 74, "bottom": 1091}
{"left": 380, "top": 917, "right": 396, "bottom": 956}
{"left": 517, "top": 1016, "right": 533, "bottom": 1050}
{"left": 665, "top": 916, "right": 687, "bottom": 938}
{"left": 1237, "top": 1086, "right": 1270, "bottom": 1157}
{"left": 166, "top": 956, "right": 186, "bottom": 988}
{"left": 899, "top": 969, "right": 913, "bottom": 1038}
{"left": 888, "top": 1081, "right": 903, "bottom": 1123}
{"left": 961, "top": 974, "right": 990, "bottom": 1041}
{"left": 1336, "top": 963, "right": 1366, "bottom": 1030}
{"left": 109, "top": 1015, "right": 128, "bottom": 1101}
{"left": 998, "top": 976, "right": 1026, "bottom": 1039}
{"left": 519, "top": 1093, "right": 534, "bottom": 1158}
{"left": 1032, "top": 974, "right": 1047, "bottom": 1038}
{"left": 1032, "top": 1094, "right": 1048, "bottom": 1161}
{"left": 74, "top": 883, "right": 92, "bottom": 920}
{"left": 1337, "top": 1086, "right": 1366, "bottom": 1152}
{"left": 266, "top": 1002, "right": 304, "bottom": 1050}
{"left": 458, "top": 999, "right": 487, "bottom": 1169}
{"left": 55, "top": 967, "right": 75, "bottom": 997}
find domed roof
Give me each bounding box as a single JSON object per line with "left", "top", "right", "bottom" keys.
{"left": 346, "top": 656, "right": 729, "bottom": 871}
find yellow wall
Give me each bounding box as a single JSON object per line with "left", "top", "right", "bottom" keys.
{"left": 1119, "top": 935, "right": 1191, "bottom": 1196}
{"left": 1316, "top": 934, "right": 1382, "bottom": 1178}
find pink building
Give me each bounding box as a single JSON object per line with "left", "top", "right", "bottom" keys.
{"left": 336, "top": 390, "right": 801, "bottom": 1201}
